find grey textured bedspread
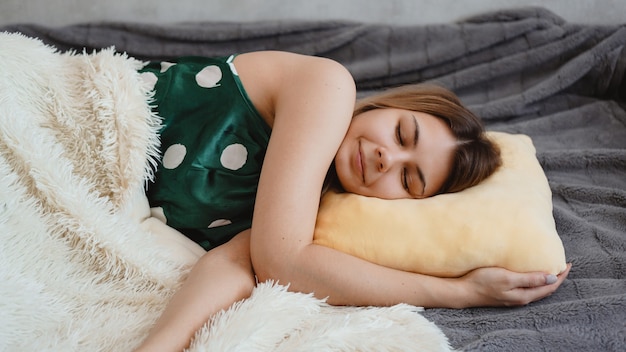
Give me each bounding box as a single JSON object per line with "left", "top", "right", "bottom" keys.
{"left": 4, "top": 7, "right": 625, "bottom": 351}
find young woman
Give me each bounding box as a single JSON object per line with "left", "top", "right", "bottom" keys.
{"left": 134, "top": 51, "right": 571, "bottom": 351}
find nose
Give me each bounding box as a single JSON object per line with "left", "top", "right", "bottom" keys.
{"left": 376, "top": 146, "right": 393, "bottom": 173}
{"left": 376, "top": 146, "right": 412, "bottom": 173}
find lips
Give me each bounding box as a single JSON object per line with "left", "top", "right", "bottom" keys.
{"left": 356, "top": 140, "right": 365, "bottom": 183}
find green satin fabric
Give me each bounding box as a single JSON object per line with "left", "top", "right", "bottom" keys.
{"left": 141, "top": 55, "right": 271, "bottom": 250}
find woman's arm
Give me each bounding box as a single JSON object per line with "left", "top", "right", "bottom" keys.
{"left": 134, "top": 231, "right": 255, "bottom": 352}
{"left": 236, "top": 51, "right": 569, "bottom": 308}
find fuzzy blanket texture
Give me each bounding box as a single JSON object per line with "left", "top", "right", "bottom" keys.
{"left": 2, "top": 6, "right": 626, "bottom": 351}
{"left": 0, "top": 33, "right": 452, "bottom": 351}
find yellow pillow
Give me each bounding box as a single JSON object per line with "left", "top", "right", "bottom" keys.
{"left": 313, "top": 132, "right": 566, "bottom": 277}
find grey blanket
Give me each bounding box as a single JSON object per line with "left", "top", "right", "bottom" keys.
{"left": 4, "top": 7, "right": 625, "bottom": 352}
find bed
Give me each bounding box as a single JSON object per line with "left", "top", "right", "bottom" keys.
{"left": 1, "top": 6, "right": 624, "bottom": 351}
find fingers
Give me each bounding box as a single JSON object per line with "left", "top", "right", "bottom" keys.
{"left": 554, "top": 263, "right": 572, "bottom": 284}
{"left": 545, "top": 274, "right": 558, "bottom": 285}
{"left": 511, "top": 272, "right": 551, "bottom": 288}
{"left": 516, "top": 263, "right": 573, "bottom": 288}
{"left": 507, "top": 263, "right": 572, "bottom": 306}
{"left": 539, "top": 263, "right": 572, "bottom": 288}
{"left": 558, "top": 263, "right": 573, "bottom": 278}
{"left": 463, "top": 264, "right": 573, "bottom": 307}
{"left": 505, "top": 283, "right": 555, "bottom": 306}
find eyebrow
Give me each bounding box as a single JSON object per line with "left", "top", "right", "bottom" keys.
{"left": 411, "top": 115, "right": 426, "bottom": 195}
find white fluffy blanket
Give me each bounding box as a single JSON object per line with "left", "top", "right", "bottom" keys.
{"left": 0, "top": 33, "right": 451, "bottom": 352}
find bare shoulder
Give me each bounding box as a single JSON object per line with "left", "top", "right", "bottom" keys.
{"left": 236, "top": 52, "right": 356, "bottom": 277}
{"left": 233, "top": 51, "right": 356, "bottom": 127}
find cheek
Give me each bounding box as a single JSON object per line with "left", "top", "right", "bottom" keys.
{"left": 334, "top": 145, "right": 353, "bottom": 188}
{"left": 369, "top": 175, "right": 404, "bottom": 200}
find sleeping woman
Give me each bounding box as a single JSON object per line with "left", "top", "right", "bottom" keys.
{"left": 134, "top": 51, "right": 571, "bottom": 352}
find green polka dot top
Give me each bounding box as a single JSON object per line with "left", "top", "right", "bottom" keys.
{"left": 140, "top": 55, "right": 271, "bottom": 250}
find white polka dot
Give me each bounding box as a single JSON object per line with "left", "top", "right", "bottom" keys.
{"left": 139, "top": 72, "right": 158, "bottom": 91}
{"left": 195, "top": 65, "right": 222, "bottom": 88}
{"left": 220, "top": 144, "right": 247, "bottom": 170}
{"left": 160, "top": 62, "right": 176, "bottom": 73}
{"left": 150, "top": 207, "right": 167, "bottom": 224}
{"left": 208, "top": 219, "right": 232, "bottom": 228}
{"left": 162, "top": 144, "right": 187, "bottom": 169}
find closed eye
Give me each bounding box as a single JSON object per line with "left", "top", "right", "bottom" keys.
{"left": 396, "top": 123, "right": 404, "bottom": 146}
{"left": 412, "top": 114, "right": 419, "bottom": 148}
{"left": 401, "top": 167, "right": 409, "bottom": 192}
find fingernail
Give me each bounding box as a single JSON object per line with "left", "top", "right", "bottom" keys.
{"left": 545, "top": 274, "right": 558, "bottom": 285}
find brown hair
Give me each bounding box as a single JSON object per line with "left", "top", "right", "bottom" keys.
{"left": 351, "top": 83, "right": 501, "bottom": 195}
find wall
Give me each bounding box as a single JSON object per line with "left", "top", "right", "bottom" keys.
{"left": 1, "top": 0, "right": 625, "bottom": 27}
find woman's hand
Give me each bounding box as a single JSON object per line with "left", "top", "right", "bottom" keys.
{"left": 456, "top": 263, "right": 572, "bottom": 308}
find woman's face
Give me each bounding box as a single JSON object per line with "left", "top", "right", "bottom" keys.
{"left": 334, "top": 108, "right": 457, "bottom": 199}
